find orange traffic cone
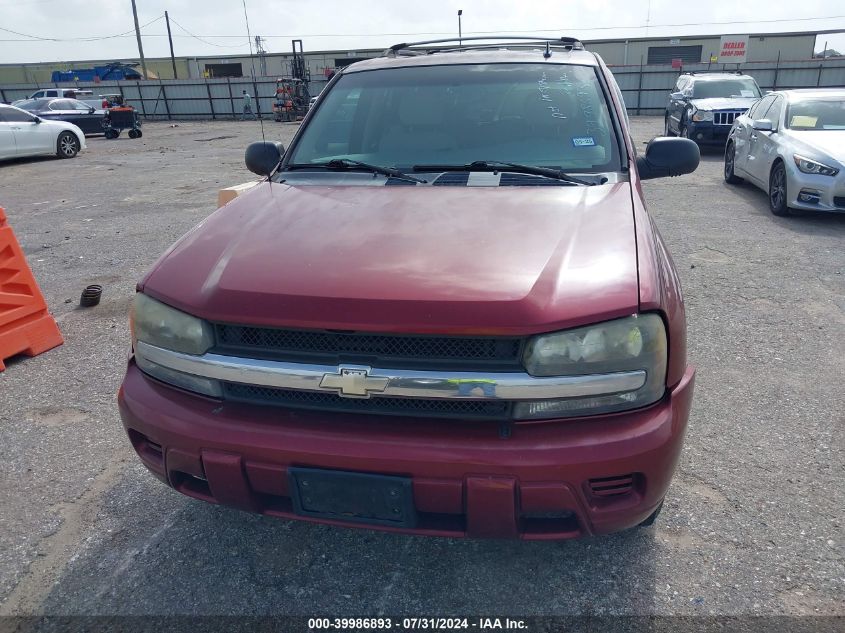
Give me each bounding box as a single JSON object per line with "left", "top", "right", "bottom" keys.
{"left": 0, "top": 207, "right": 63, "bottom": 371}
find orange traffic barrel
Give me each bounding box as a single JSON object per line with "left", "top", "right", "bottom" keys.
{"left": 0, "top": 206, "right": 63, "bottom": 371}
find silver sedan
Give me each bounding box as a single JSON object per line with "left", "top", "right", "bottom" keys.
{"left": 724, "top": 88, "right": 845, "bottom": 216}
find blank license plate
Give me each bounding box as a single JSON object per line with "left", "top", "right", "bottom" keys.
{"left": 289, "top": 467, "right": 417, "bottom": 528}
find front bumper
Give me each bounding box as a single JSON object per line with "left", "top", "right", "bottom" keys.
{"left": 785, "top": 164, "right": 845, "bottom": 213}
{"left": 687, "top": 121, "right": 732, "bottom": 145}
{"left": 118, "top": 361, "right": 695, "bottom": 540}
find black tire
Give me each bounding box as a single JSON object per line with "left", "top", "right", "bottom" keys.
{"left": 724, "top": 142, "right": 743, "bottom": 184}
{"left": 56, "top": 131, "right": 80, "bottom": 158}
{"left": 638, "top": 500, "right": 664, "bottom": 527}
{"left": 105, "top": 129, "right": 119, "bottom": 139}
{"left": 128, "top": 129, "right": 139, "bottom": 139}
{"left": 664, "top": 115, "right": 674, "bottom": 136}
{"left": 768, "top": 161, "right": 791, "bottom": 216}
{"left": 136, "top": 129, "right": 142, "bottom": 138}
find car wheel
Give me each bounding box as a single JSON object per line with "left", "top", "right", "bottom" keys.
{"left": 638, "top": 500, "right": 664, "bottom": 528}
{"left": 724, "top": 142, "right": 743, "bottom": 184}
{"left": 664, "top": 116, "right": 674, "bottom": 136}
{"left": 57, "top": 131, "right": 80, "bottom": 158}
{"left": 768, "top": 162, "right": 791, "bottom": 216}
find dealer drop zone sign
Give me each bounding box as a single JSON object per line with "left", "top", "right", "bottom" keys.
{"left": 718, "top": 35, "right": 749, "bottom": 63}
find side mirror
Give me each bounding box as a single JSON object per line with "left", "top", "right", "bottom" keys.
{"left": 33, "top": 116, "right": 41, "bottom": 124}
{"left": 245, "top": 141, "right": 285, "bottom": 177}
{"left": 636, "top": 137, "right": 700, "bottom": 180}
{"left": 670, "top": 92, "right": 685, "bottom": 100}
{"left": 88, "top": 107, "right": 95, "bottom": 114}
{"left": 752, "top": 119, "right": 773, "bottom": 132}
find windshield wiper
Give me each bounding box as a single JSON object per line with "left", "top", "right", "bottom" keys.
{"left": 413, "top": 161, "right": 599, "bottom": 186}
{"left": 286, "top": 159, "right": 427, "bottom": 184}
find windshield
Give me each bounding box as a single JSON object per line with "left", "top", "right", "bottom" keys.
{"left": 786, "top": 99, "right": 845, "bottom": 130}
{"left": 286, "top": 63, "right": 620, "bottom": 173}
{"left": 692, "top": 79, "right": 761, "bottom": 99}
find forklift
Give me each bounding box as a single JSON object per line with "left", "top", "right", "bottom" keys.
{"left": 273, "top": 40, "right": 311, "bottom": 122}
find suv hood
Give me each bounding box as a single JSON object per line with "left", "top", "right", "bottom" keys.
{"left": 690, "top": 97, "right": 758, "bottom": 111}
{"left": 142, "top": 182, "right": 640, "bottom": 335}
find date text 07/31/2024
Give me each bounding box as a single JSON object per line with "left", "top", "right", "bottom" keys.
{"left": 307, "top": 617, "right": 528, "bottom": 630}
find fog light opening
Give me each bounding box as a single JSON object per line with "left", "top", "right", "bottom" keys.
{"left": 798, "top": 190, "right": 820, "bottom": 204}
{"left": 171, "top": 470, "right": 214, "bottom": 501}
{"left": 127, "top": 428, "right": 164, "bottom": 470}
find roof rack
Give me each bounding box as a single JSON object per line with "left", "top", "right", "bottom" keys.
{"left": 682, "top": 70, "right": 745, "bottom": 76}
{"left": 384, "top": 36, "right": 585, "bottom": 57}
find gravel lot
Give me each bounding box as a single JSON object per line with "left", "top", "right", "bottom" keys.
{"left": 0, "top": 117, "right": 842, "bottom": 619}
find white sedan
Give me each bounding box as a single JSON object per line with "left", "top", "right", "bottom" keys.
{"left": 0, "top": 103, "right": 87, "bottom": 161}
{"left": 724, "top": 88, "right": 845, "bottom": 216}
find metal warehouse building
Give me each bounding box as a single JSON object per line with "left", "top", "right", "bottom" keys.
{"left": 0, "top": 30, "right": 833, "bottom": 85}
{"left": 2, "top": 29, "right": 843, "bottom": 117}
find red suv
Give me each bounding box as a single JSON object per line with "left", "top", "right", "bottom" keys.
{"left": 119, "top": 37, "right": 699, "bottom": 539}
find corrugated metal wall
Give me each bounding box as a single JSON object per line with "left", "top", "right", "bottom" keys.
{"left": 612, "top": 58, "right": 845, "bottom": 114}
{"left": 1, "top": 58, "right": 843, "bottom": 118}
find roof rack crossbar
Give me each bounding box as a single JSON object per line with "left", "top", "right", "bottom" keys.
{"left": 426, "top": 42, "right": 583, "bottom": 55}
{"left": 384, "top": 35, "right": 584, "bottom": 56}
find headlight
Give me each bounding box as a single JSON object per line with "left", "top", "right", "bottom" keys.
{"left": 691, "top": 109, "right": 713, "bottom": 122}
{"left": 517, "top": 314, "right": 667, "bottom": 419}
{"left": 793, "top": 155, "right": 839, "bottom": 176}
{"left": 131, "top": 293, "right": 213, "bottom": 355}
{"left": 130, "top": 294, "right": 221, "bottom": 397}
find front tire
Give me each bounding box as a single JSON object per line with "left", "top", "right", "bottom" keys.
{"left": 769, "top": 161, "right": 790, "bottom": 216}
{"left": 57, "top": 131, "right": 80, "bottom": 158}
{"left": 724, "top": 142, "right": 743, "bottom": 184}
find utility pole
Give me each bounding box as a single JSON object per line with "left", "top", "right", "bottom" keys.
{"left": 458, "top": 9, "right": 463, "bottom": 47}
{"left": 165, "top": 11, "right": 177, "bottom": 79}
{"left": 130, "top": 0, "right": 148, "bottom": 80}
{"left": 255, "top": 35, "right": 267, "bottom": 76}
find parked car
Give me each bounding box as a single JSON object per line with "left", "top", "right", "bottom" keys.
{"left": 119, "top": 37, "right": 699, "bottom": 540}
{"left": 24, "top": 88, "right": 104, "bottom": 109}
{"left": 665, "top": 72, "right": 762, "bottom": 146}
{"left": 725, "top": 88, "right": 845, "bottom": 216}
{"left": 14, "top": 98, "right": 105, "bottom": 136}
{"left": 0, "top": 104, "right": 86, "bottom": 160}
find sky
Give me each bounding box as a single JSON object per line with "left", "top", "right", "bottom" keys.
{"left": 1, "top": 0, "right": 844, "bottom": 64}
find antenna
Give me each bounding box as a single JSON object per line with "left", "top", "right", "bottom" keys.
{"left": 241, "top": 0, "right": 272, "bottom": 176}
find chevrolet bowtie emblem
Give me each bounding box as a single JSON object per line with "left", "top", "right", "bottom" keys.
{"left": 319, "top": 366, "right": 389, "bottom": 398}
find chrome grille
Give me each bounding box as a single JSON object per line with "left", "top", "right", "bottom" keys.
{"left": 223, "top": 382, "right": 512, "bottom": 419}
{"left": 714, "top": 110, "right": 744, "bottom": 126}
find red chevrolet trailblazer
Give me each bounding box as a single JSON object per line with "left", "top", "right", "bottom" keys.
{"left": 119, "top": 36, "right": 699, "bottom": 540}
